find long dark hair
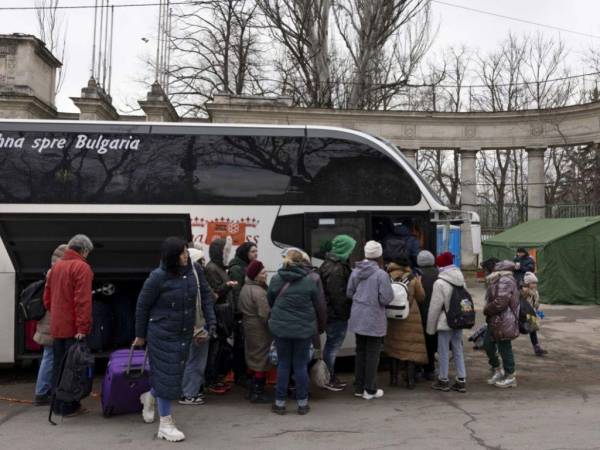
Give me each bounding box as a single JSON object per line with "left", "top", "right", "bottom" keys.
{"left": 161, "top": 237, "right": 188, "bottom": 274}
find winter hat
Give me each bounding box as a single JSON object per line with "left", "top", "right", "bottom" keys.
{"left": 523, "top": 272, "right": 538, "bottom": 285}
{"left": 417, "top": 250, "right": 435, "bottom": 267}
{"left": 246, "top": 260, "right": 265, "bottom": 280}
{"left": 435, "top": 251, "right": 454, "bottom": 268}
{"left": 364, "top": 241, "right": 383, "bottom": 259}
{"left": 330, "top": 234, "right": 357, "bottom": 262}
{"left": 188, "top": 248, "right": 204, "bottom": 263}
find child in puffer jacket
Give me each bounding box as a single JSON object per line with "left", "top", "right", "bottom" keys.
{"left": 521, "top": 272, "right": 547, "bottom": 356}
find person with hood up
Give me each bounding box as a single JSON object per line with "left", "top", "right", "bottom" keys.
{"left": 426, "top": 252, "right": 468, "bottom": 393}
{"left": 33, "top": 243, "right": 67, "bottom": 406}
{"left": 521, "top": 272, "right": 547, "bottom": 356}
{"left": 484, "top": 260, "right": 520, "bottom": 389}
{"left": 204, "top": 237, "right": 238, "bottom": 394}
{"left": 416, "top": 250, "right": 439, "bottom": 380}
{"left": 513, "top": 247, "right": 535, "bottom": 287}
{"left": 382, "top": 222, "right": 420, "bottom": 267}
{"left": 347, "top": 241, "right": 395, "bottom": 400}
{"left": 385, "top": 254, "right": 426, "bottom": 389}
{"left": 179, "top": 248, "right": 218, "bottom": 406}
{"left": 205, "top": 237, "right": 237, "bottom": 307}
{"left": 268, "top": 249, "right": 321, "bottom": 415}
{"left": 228, "top": 241, "right": 258, "bottom": 306}
{"left": 228, "top": 242, "right": 258, "bottom": 388}
{"left": 134, "top": 237, "right": 197, "bottom": 442}
{"left": 318, "top": 234, "right": 357, "bottom": 391}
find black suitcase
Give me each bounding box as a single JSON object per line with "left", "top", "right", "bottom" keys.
{"left": 88, "top": 300, "right": 115, "bottom": 351}
{"left": 111, "top": 293, "right": 135, "bottom": 348}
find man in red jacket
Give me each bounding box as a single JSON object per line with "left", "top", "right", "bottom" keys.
{"left": 44, "top": 234, "right": 94, "bottom": 416}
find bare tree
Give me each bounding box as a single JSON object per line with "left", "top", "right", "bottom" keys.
{"left": 333, "top": 0, "right": 431, "bottom": 109}
{"left": 475, "top": 33, "right": 528, "bottom": 112}
{"left": 522, "top": 34, "right": 571, "bottom": 108}
{"left": 35, "top": 0, "right": 67, "bottom": 95}
{"left": 418, "top": 149, "right": 460, "bottom": 207}
{"left": 166, "top": 0, "right": 266, "bottom": 117}
{"left": 258, "top": 0, "right": 333, "bottom": 107}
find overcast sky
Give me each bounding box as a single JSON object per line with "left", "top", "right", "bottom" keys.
{"left": 1, "top": 0, "right": 599, "bottom": 114}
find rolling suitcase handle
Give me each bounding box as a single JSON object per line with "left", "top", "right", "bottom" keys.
{"left": 126, "top": 344, "right": 148, "bottom": 378}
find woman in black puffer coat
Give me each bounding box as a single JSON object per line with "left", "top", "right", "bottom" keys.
{"left": 134, "top": 237, "right": 196, "bottom": 442}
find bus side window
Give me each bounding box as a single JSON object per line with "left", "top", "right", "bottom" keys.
{"left": 285, "top": 138, "right": 422, "bottom": 206}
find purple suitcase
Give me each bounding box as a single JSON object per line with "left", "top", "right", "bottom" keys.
{"left": 101, "top": 346, "right": 151, "bottom": 417}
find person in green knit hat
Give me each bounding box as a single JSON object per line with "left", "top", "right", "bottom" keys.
{"left": 318, "top": 234, "right": 357, "bottom": 391}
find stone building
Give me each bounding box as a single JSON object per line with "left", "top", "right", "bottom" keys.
{"left": 0, "top": 33, "right": 62, "bottom": 119}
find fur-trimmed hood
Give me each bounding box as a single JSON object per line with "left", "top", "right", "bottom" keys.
{"left": 208, "top": 236, "right": 233, "bottom": 268}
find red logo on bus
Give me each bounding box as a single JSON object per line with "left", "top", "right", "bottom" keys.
{"left": 192, "top": 217, "right": 259, "bottom": 246}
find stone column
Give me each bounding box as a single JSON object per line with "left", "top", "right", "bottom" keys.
{"left": 402, "top": 148, "right": 418, "bottom": 167}
{"left": 138, "top": 82, "right": 179, "bottom": 122}
{"left": 70, "top": 78, "right": 119, "bottom": 121}
{"left": 460, "top": 149, "right": 479, "bottom": 269}
{"left": 526, "top": 147, "right": 546, "bottom": 220}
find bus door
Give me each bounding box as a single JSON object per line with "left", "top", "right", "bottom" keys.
{"left": 304, "top": 212, "right": 370, "bottom": 267}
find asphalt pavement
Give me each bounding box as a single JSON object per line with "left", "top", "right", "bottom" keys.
{"left": 1, "top": 282, "right": 600, "bottom": 450}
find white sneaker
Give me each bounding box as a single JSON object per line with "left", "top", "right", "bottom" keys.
{"left": 157, "top": 416, "right": 186, "bottom": 442}
{"left": 495, "top": 376, "right": 517, "bottom": 389}
{"left": 362, "top": 389, "right": 384, "bottom": 400}
{"left": 487, "top": 369, "right": 504, "bottom": 385}
{"left": 140, "top": 391, "right": 156, "bottom": 424}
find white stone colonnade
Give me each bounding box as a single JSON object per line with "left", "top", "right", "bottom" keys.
{"left": 207, "top": 94, "right": 600, "bottom": 267}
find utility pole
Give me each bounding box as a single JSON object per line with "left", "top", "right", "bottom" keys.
{"left": 91, "top": 0, "right": 98, "bottom": 79}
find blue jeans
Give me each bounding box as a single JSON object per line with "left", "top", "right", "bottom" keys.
{"left": 275, "top": 337, "right": 311, "bottom": 407}
{"left": 437, "top": 329, "right": 466, "bottom": 381}
{"left": 151, "top": 389, "right": 172, "bottom": 417}
{"left": 35, "top": 345, "right": 54, "bottom": 396}
{"left": 323, "top": 320, "right": 348, "bottom": 381}
{"left": 181, "top": 339, "right": 210, "bottom": 398}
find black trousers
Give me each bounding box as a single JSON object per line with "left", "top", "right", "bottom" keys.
{"left": 424, "top": 332, "right": 438, "bottom": 374}
{"left": 354, "top": 334, "right": 383, "bottom": 395}
{"left": 232, "top": 320, "right": 248, "bottom": 382}
{"left": 52, "top": 338, "right": 81, "bottom": 415}
{"left": 530, "top": 331, "right": 539, "bottom": 347}
{"left": 419, "top": 311, "right": 438, "bottom": 374}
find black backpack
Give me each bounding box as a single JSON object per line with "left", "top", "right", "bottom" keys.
{"left": 18, "top": 279, "right": 46, "bottom": 321}
{"left": 383, "top": 237, "right": 407, "bottom": 262}
{"left": 441, "top": 281, "right": 476, "bottom": 330}
{"left": 49, "top": 341, "right": 95, "bottom": 425}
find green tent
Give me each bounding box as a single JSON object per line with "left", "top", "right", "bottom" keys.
{"left": 482, "top": 217, "right": 600, "bottom": 305}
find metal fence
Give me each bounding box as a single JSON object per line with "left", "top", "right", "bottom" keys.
{"left": 545, "top": 204, "right": 600, "bottom": 218}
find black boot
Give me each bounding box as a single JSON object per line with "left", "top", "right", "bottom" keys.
{"left": 389, "top": 359, "right": 399, "bottom": 386}
{"left": 406, "top": 362, "right": 416, "bottom": 390}
{"left": 250, "top": 378, "right": 271, "bottom": 404}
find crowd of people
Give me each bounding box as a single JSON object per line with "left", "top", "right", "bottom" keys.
{"left": 35, "top": 228, "right": 545, "bottom": 442}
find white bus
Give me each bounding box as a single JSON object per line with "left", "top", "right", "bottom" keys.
{"left": 0, "top": 119, "right": 447, "bottom": 363}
